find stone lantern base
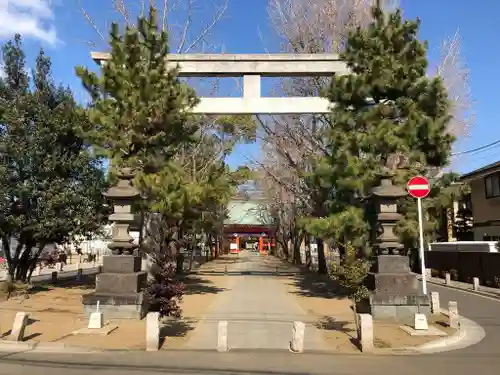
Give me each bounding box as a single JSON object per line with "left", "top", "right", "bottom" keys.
{"left": 368, "top": 255, "right": 430, "bottom": 320}
{"left": 82, "top": 255, "right": 147, "bottom": 319}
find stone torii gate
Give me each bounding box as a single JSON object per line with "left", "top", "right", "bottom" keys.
{"left": 85, "top": 52, "right": 424, "bottom": 323}
{"left": 83, "top": 53, "right": 348, "bottom": 319}
{"left": 91, "top": 52, "right": 348, "bottom": 114}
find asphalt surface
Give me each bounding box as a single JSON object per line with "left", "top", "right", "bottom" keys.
{"left": 31, "top": 267, "right": 99, "bottom": 283}
{"left": 1, "top": 266, "right": 99, "bottom": 283}
{"left": 0, "top": 267, "right": 499, "bottom": 374}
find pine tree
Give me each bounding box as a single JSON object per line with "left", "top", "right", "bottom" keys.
{"left": 75, "top": 6, "right": 199, "bottom": 171}
{"left": 306, "top": 7, "right": 454, "bottom": 254}
{"left": 0, "top": 35, "right": 108, "bottom": 282}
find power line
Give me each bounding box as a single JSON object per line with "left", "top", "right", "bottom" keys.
{"left": 452, "top": 138, "right": 500, "bottom": 156}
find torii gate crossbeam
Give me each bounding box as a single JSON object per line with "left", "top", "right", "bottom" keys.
{"left": 91, "top": 52, "right": 348, "bottom": 114}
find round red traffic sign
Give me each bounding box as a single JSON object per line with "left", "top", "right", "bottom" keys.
{"left": 407, "top": 176, "right": 431, "bottom": 199}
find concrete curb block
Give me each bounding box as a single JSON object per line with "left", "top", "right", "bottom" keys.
{"left": 0, "top": 340, "right": 100, "bottom": 354}
{"left": 0, "top": 339, "right": 34, "bottom": 352}
{"left": 31, "top": 343, "right": 100, "bottom": 354}
{"left": 414, "top": 308, "right": 485, "bottom": 354}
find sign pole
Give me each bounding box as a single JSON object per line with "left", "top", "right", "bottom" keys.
{"left": 408, "top": 175, "right": 430, "bottom": 296}
{"left": 417, "top": 197, "right": 427, "bottom": 295}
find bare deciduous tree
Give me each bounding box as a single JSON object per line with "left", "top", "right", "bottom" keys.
{"left": 75, "top": 0, "right": 229, "bottom": 53}
{"left": 253, "top": 1, "right": 376, "bottom": 270}
{"left": 253, "top": 133, "right": 310, "bottom": 263}
{"left": 435, "top": 29, "right": 474, "bottom": 139}
{"left": 257, "top": 0, "right": 473, "bottom": 270}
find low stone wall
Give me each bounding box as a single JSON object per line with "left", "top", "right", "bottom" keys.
{"left": 425, "top": 250, "right": 500, "bottom": 286}
{"left": 429, "top": 241, "right": 497, "bottom": 253}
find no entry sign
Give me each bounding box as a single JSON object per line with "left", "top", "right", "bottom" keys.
{"left": 407, "top": 176, "right": 431, "bottom": 199}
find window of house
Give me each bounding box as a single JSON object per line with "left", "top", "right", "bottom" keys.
{"left": 484, "top": 173, "right": 500, "bottom": 198}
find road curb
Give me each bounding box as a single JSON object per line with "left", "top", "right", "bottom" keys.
{"left": 0, "top": 315, "right": 485, "bottom": 356}
{"left": 413, "top": 308, "right": 485, "bottom": 354}
{"left": 0, "top": 339, "right": 34, "bottom": 352}
{"left": 0, "top": 340, "right": 100, "bottom": 354}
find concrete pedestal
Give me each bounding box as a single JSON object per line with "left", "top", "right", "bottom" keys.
{"left": 82, "top": 255, "right": 147, "bottom": 319}
{"left": 368, "top": 255, "right": 430, "bottom": 320}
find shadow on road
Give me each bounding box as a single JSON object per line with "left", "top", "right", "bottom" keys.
{"left": 159, "top": 319, "right": 195, "bottom": 348}
{"left": 314, "top": 316, "right": 352, "bottom": 333}
{"left": 314, "top": 316, "right": 360, "bottom": 350}
{"left": 288, "top": 271, "right": 347, "bottom": 300}
{"left": 182, "top": 276, "right": 227, "bottom": 295}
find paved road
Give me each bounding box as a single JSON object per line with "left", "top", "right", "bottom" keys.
{"left": 427, "top": 281, "right": 500, "bottom": 358}
{"left": 0, "top": 255, "right": 499, "bottom": 375}
{"left": 28, "top": 267, "right": 100, "bottom": 284}
{"left": 185, "top": 251, "right": 326, "bottom": 350}
{"left": 1, "top": 264, "right": 100, "bottom": 282}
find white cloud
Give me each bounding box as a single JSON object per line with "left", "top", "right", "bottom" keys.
{"left": 0, "top": 0, "right": 57, "bottom": 45}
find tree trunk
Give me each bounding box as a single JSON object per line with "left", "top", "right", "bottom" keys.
{"left": 352, "top": 298, "right": 360, "bottom": 333}
{"left": 14, "top": 243, "right": 35, "bottom": 282}
{"left": 276, "top": 231, "right": 289, "bottom": 260}
{"left": 2, "top": 237, "right": 13, "bottom": 277}
{"left": 305, "top": 236, "right": 311, "bottom": 269}
{"left": 292, "top": 232, "right": 302, "bottom": 265}
{"left": 317, "top": 238, "right": 328, "bottom": 274}
{"left": 27, "top": 245, "right": 45, "bottom": 282}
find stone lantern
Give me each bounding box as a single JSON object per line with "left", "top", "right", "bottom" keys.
{"left": 82, "top": 168, "right": 147, "bottom": 319}
{"left": 371, "top": 176, "right": 406, "bottom": 256}
{"left": 104, "top": 168, "right": 140, "bottom": 255}
{"left": 368, "top": 161, "right": 430, "bottom": 320}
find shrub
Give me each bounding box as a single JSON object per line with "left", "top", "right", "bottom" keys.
{"left": 329, "top": 243, "right": 371, "bottom": 330}
{"left": 450, "top": 269, "right": 459, "bottom": 281}
{"left": 144, "top": 252, "right": 184, "bottom": 318}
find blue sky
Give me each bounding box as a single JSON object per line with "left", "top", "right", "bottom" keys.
{"left": 0, "top": 0, "right": 498, "bottom": 174}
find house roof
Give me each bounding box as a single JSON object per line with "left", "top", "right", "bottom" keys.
{"left": 224, "top": 200, "right": 273, "bottom": 226}
{"left": 460, "top": 160, "right": 500, "bottom": 182}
